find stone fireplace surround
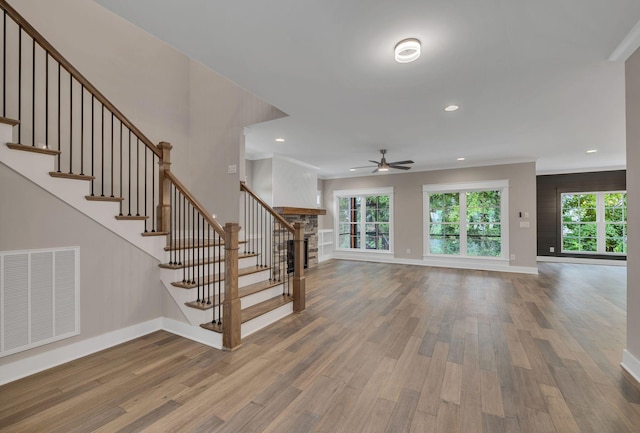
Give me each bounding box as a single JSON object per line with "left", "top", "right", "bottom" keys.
{"left": 273, "top": 207, "right": 326, "bottom": 269}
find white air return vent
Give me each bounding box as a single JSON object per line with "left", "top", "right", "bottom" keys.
{"left": 1, "top": 247, "right": 79, "bottom": 357}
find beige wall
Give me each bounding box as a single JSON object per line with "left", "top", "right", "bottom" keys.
{"left": 321, "top": 162, "right": 537, "bottom": 268}
{"left": 626, "top": 48, "right": 640, "bottom": 358}
{"left": 13, "top": 0, "right": 285, "bottom": 225}
{"left": 0, "top": 164, "right": 163, "bottom": 365}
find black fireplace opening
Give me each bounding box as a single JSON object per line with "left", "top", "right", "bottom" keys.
{"left": 286, "top": 238, "right": 309, "bottom": 274}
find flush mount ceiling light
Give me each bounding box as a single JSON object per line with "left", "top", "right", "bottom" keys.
{"left": 457, "top": 157, "right": 465, "bottom": 161}
{"left": 445, "top": 105, "right": 460, "bottom": 112}
{"left": 275, "top": 138, "right": 285, "bottom": 142}
{"left": 394, "top": 38, "right": 421, "bottom": 63}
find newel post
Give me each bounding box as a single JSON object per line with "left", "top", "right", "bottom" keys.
{"left": 293, "top": 222, "right": 306, "bottom": 312}
{"left": 223, "top": 222, "right": 242, "bottom": 350}
{"left": 157, "top": 142, "right": 172, "bottom": 233}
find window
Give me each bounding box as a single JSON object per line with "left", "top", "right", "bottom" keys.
{"left": 424, "top": 181, "right": 508, "bottom": 259}
{"left": 561, "top": 191, "right": 626, "bottom": 254}
{"left": 335, "top": 188, "right": 393, "bottom": 252}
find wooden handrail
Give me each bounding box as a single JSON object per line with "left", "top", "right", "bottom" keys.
{"left": 240, "top": 181, "right": 295, "bottom": 233}
{"left": 0, "top": 0, "right": 161, "bottom": 158}
{"left": 165, "top": 171, "right": 226, "bottom": 237}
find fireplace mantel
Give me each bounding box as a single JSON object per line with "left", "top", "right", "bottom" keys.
{"left": 274, "top": 207, "right": 326, "bottom": 216}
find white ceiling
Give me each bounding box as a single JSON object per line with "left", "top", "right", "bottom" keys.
{"left": 94, "top": 0, "right": 640, "bottom": 178}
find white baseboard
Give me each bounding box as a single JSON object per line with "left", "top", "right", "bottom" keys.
{"left": 0, "top": 318, "right": 163, "bottom": 386}
{"left": 537, "top": 256, "right": 627, "bottom": 266}
{"left": 332, "top": 252, "right": 538, "bottom": 275}
{"left": 0, "top": 317, "right": 228, "bottom": 386}
{"left": 161, "top": 317, "right": 222, "bottom": 349}
{"left": 622, "top": 349, "right": 640, "bottom": 384}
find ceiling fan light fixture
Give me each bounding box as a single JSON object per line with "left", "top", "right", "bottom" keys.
{"left": 378, "top": 166, "right": 389, "bottom": 172}
{"left": 394, "top": 38, "right": 421, "bottom": 63}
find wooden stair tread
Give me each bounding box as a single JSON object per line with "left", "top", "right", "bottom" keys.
{"left": 171, "top": 265, "right": 270, "bottom": 289}
{"left": 184, "top": 279, "right": 284, "bottom": 310}
{"left": 49, "top": 171, "right": 95, "bottom": 181}
{"left": 142, "top": 231, "right": 168, "bottom": 237}
{"left": 85, "top": 195, "right": 124, "bottom": 202}
{"left": 7, "top": 142, "right": 60, "bottom": 155}
{"left": 199, "top": 321, "right": 223, "bottom": 333}
{"left": 115, "top": 215, "right": 148, "bottom": 220}
{"left": 241, "top": 295, "right": 293, "bottom": 323}
{"left": 0, "top": 117, "right": 19, "bottom": 126}
{"left": 159, "top": 253, "right": 256, "bottom": 269}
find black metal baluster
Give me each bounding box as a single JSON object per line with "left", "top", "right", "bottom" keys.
{"left": 207, "top": 223, "right": 211, "bottom": 305}
{"left": 119, "top": 123, "right": 123, "bottom": 214}
{"left": 31, "top": 38, "right": 34, "bottom": 146}
{"left": 56, "top": 63, "right": 60, "bottom": 171}
{"left": 2, "top": 11, "right": 6, "bottom": 117}
{"left": 101, "top": 104, "right": 104, "bottom": 196}
{"left": 90, "top": 96, "right": 94, "bottom": 193}
{"left": 80, "top": 86, "right": 84, "bottom": 175}
{"left": 110, "top": 114, "right": 114, "bottom": 197}
{"left": 144, "top": 146, "right": 148, "bottom": 232}
{"left": 136, "top": 138, "right": 140, "bottom": 216}
{"left": 127, "top": 131, "right": 131, "bottom": 216}
{"left": 152, "top": 155, "right": 156, "bottom": 232}
{"left": 191, "top": 204, "right": 195, "bottom": 285}
{"left": 217, "top": 232, "right": 221, "bottom": 325}
{"left": 45, "top": 52, "right": 48, "bottom": 148}
{"left": 17, "top": 25, "right": 21, "bottom": 143}
{"left": 68, "top": 74, "right": 72, "bottom": 173}
{"left": 169, "top": 183, "right": 174, "bottom": 265}
{"left": 196, "top": 212, "right": 201, "bottom": 302}
{"left": 182, "top": 195, "right": 186, "bottom": 283}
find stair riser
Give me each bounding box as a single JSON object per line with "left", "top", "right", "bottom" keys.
{"left": 241, "top": 303, "right": 293, "bottom": 338}
{"left": 241, "top": 285, "right": 287, "bottom": 309}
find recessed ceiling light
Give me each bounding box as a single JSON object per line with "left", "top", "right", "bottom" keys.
{"left": 275, "top": 138, "right": 285, "bottom": 142}
{"left": 394, "top": 38, "right": 421, "bottom": 63}
{"left": 586, "top": 149, "right": 598, "bottom": 154}
{"left": 445, "top": 105, "right": 460, "bottom": 112}
{"left": 457, "top": 157, "right": 465, "bottom": 161}
{"left": 349, "top": 168, "right": 356, "bottom": 172}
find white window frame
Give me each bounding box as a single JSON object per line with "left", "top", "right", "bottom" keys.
{"left": 333, "top": 187, "right": 394, "bottom": 254}
{"left": 560, "top": 190, "right": 627, "bottom": 256}
{"left": 423, "top": 180, "right": 509, "bottom": 260}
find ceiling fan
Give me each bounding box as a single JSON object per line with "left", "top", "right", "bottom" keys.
{"left": 351, "top": 149, "right": 414, "bottom": 173}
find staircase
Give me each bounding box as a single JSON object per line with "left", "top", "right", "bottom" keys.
{"left": 0, "top": 0, "right": 304, "bottom": 351}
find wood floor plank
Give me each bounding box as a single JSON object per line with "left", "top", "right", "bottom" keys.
{"left": 0, "top": 261, "right": 635, "bottom": 433}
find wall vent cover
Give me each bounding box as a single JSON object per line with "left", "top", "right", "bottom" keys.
{"left": 1, "top": 247, "right": 79, "bottom": 357}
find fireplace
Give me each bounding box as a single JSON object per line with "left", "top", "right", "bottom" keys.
{"left": 286, "top": 238, "right": 308, "bottom": 274}
{"left": 274, "top": 206, "right": 326, "bottom": 270}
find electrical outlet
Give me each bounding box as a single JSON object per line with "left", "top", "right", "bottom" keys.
{"left": 549, "top": 246, "right": 555, "bottom": 252}
{"left": 510, "top": 254, "right": 516, "bottom": 260}
{"left": 406, "top": 248, "right": 411, "bottom": 255}
{"left": 227, "top": 164, "right": 237, "bottom": 174}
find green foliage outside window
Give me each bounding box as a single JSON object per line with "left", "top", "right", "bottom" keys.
{"left": 561, "top": 192, "right": 626, "bottom": 254}
{"left": 338, "top": 194, "right": 390, "bottom": 251}
{"left": 429, "top": 193, "right": 460, "bottom": 254}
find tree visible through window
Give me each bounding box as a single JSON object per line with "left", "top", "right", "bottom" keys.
{"left": 561, "top": 191, "right": 626, "bottom": 254}
{"left": 426, "top": 187, "right": 504, "bottom": 258}
{"left": 337, "top": 191, "right": 392, "bottom": 252}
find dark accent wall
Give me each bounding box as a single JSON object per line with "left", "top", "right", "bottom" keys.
{"left": 537, "top": 170, "right": 626, "bottom": 259}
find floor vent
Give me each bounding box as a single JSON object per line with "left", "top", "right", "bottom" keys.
{"left": 1, "top": 247, "right": 79, "bottom": 357}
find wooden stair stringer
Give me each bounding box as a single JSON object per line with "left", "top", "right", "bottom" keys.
{"left": 0, "top": 138, "right": 165, "bottom": 261}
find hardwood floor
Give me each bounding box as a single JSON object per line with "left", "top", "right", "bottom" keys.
{"left": 1, "top": 261, "right": 638, "bottom": 432}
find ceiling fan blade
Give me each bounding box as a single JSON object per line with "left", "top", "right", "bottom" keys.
{"left": 368, "top": 160, "right": 380, "bottom": 165}
{"left": 350, "top": 165, "right": 377, "bottom": 169}
{"left": 389, "top": 165, "right": 411, "bottom": 170}
{"left": 372, "top": 168, "right": 379, "bottom": 173}
{"left": 388, "top": 160, "right": 414, "bottom": 165}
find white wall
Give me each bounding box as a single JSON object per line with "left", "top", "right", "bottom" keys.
{"left": 248, "top": 158, "right": 274, "bottom": 205}
{"left": 625, "top": 47, "right": 640, "bottom": 376}
{"left": 12, "top": 0, "right": 286, "bottom": 225}
{"left": 0, "top": 164, "right": 163, "bottom": 366}
{"left": 272, "top": 156, "right": 318, "bottom": 208}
